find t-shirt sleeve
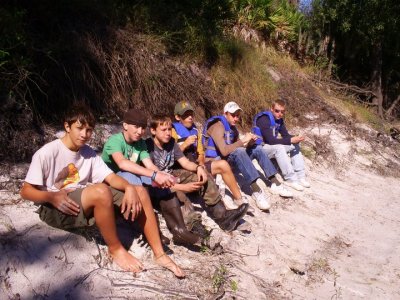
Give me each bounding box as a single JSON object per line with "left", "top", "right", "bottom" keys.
{"left": 24, "top": 150, "right": 47, "bottom": 186}
{"left": 173, "top": 141, "right": 184, "bottom": 160}
{"left": 138, "top": 139, "right": 150, "bottom": 162}
{"left": 103, "top": 134, "right": 123, "bottom": 156}
{"left": 91, "top": 154, "right": 114, "bottom": 183}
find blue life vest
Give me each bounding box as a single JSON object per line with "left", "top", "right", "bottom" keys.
{"left": 202, "top": 115, "right": 235, "bottom": 158}
{"left": 252, "top": 111, "right": 280, "bottom": 145}
{"left": 172, "top": 122, "right": 198, "bottom": 147}
{"left": 172, "top": 122, "right": 198, "bottom": 162}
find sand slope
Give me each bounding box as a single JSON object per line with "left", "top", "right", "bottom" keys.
{"left": 1, "top": 126, "right": 400, "bottom": 299}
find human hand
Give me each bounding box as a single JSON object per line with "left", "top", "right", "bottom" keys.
{"left": 50, "top": 189, "right": 80, "bottom": 216}
{"left": 176, "top": 182, "right": 203, "bottom": 193}
{"left": 121, "top": 185, "right": 142, "bottom": 221}
{"left": 291, "top": 135, "right": 305, "bottom": 144}
{"left": 154, "top": 171, "right": 176, "bottom": 188}
{"left": 196, "top": 166, "right": 208, "bottom": 184}
{"left": 183, "top": 135, "right": 197, "bottom": 148}
{"left": 241, "top": 133, "right": 254, "bottom": 147}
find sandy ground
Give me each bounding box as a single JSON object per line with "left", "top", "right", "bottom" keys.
{"left": 1, "top": 126, "right": 400, "bottom": 299}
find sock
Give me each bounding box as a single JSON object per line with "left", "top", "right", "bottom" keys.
{"left": 250, "top": 181, "right": 261, "bottom": 193}
{"left": 269, "top": 175, "right": 281, "bottom": 186}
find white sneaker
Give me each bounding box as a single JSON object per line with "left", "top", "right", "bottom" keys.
{"left": 285, "top": 181, "right": 305, "bottom": 191}
{"left": 252, "top": 190, "right": 271, "bottom": 211}
{"left": 299, "top": 178, "right": 311, "bottom": 188}
{"left": 222, "top": 194, "right": 239, "bottom": 210}
{"left": 270, "top": 183, "right": 294, "bottom": 197}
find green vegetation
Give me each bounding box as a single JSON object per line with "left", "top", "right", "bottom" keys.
{"left": 343, "top": 100, "right": 385, "bottom": 132}
{"left": 212, "top": 264, "right": 228, "bottom": 292}
{"left": 230, "top": 279, "right": 239, "bottom": 292}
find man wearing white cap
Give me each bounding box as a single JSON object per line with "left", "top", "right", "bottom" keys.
{"left": 202, "top": 101, "right": 293, "bottom": 211}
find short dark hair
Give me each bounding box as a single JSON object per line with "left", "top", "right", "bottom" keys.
{"left": 272, "top": 99, "right": 286, "bottom": 107}
{"left": 149, "top": 115, "right": 172, "bottom": 130}
{"left": 64, "top": 103, "right": 96, "bottom": 128}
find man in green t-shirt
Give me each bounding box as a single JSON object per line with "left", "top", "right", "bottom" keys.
{"left": 102, "top": 109, "right": 203, "bottom": 247}
{"left": 102, "top": 109, "right": 175, "bottom": 187}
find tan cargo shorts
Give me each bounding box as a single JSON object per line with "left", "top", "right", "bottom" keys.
{"left": 37, "top": 187, "right": 124, "bottom": 230}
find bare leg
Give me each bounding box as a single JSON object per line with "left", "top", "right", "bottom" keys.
{"left": 211, "top": 160, "right": 242, "bottom": 200}
{"left": 134, "top": 186, "right": 185, "bottom": 278}
{"left": 81, "top": 183, "right": 144, "bottom": 273}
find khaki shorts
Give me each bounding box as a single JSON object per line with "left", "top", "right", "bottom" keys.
{"left": 37, "top": 187, "right": 124, "bottom": 230}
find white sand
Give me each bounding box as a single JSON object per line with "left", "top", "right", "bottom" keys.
{"left": 1, "top": 127, "right": 400, "bottom": 299}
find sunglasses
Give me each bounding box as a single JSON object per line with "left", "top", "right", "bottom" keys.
{"left": 274, "top": 109, "right": 285, "bottom": 114}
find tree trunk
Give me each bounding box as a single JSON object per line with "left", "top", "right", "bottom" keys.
{"left": 327, "top": 37, "right": 336, "bottom": 76}
{"left": 370, "top": 40, "right": 384, "bottom": 117}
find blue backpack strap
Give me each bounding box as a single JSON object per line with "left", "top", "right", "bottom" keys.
{"left": 252, "top": 111, "right": 276, "bottom": 145}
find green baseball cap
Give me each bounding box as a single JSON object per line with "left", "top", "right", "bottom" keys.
{"left": 174, "top": 101, "right": 194, "bottom": 116}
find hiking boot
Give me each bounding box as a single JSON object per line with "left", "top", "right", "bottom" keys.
{"left": 271, "top": 183, "right": 294, "bottom": 197}
{"left": 285, "top": 181, "right": 304, "bottom": 191}
{"left": 189, "top": 219, "right": 210, "bottom": 239}
{"left": 299, "top": 178, "right": 311, "bottom": 188}
{"left": 234, "top": 196, "right": 255, "bottom": 214}
{"left": 222, "top": 194, "right": 239, "bottom": 210}
{"left": 205, "top": 201, "right": 249, "bottom": 232}
{"left": 159, "top": 197, "right": 201, "bottom": 246}
{"left": 252, "top": 190, "right": 271, "bottom": 211}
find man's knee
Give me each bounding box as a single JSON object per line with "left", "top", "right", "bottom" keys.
{"left": 88, "top": 183, "right": 113, "bottom": 207}
{"left": 212, "top": 159, "right": 231, "bottom": 173}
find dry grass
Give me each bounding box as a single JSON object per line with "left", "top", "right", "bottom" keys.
{"left": 76, "top": 27, "right": 220, "bottom": 121}
{"left": 211, "top": 44, "right": 278, "bottom": 127}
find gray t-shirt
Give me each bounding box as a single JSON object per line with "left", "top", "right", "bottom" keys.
{"left": 145, "top": 138, "right": 184, "bottom": 173}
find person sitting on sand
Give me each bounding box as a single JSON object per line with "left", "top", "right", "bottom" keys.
{"left": 20, "top": 103, "right": 184, "bottom": 278}
{"left": 101, "top": 108, "right": 205, "bottom": 247}
{"left": 252, "top": 99, "right": 311, "bottom": 191}
{"left": 172, "top": 100, "right": 251, "bottom": 211}
{"left": 146, "top": 114, "right": 249, "bottom": 233}
{"left": 202, "top": 101, "right": 293, "bottom": 211}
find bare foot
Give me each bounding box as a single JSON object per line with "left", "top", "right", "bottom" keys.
{"left": 109, "top": 247, "right": 144, "bottom": 273}
{"left": 154, "top": 253, "right": 185, "bottom": 278}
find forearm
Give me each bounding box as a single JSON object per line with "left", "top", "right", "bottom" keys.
{"left": 213, "top": 135, "right": 243, "bottom": 156}
{"left": 118, "top": 160, "right": 155, "bottom": 177}
{"left": 105, "top": 173, "right": 132, "bottom": 191}
{"left": 262, "top": 129, "right": 291, "bottom": 145}
{"left": 170, "top": 183, "right": 184, "bottom": 193}
{"left": 180, "top": 159, "right": 198, "bottom": 172}
{"left": 20, "top": 183, "right": 55, "bottom": 205}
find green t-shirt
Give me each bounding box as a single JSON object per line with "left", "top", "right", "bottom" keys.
{"left": 101, "top": 132, "right": 150, "bottom": 173}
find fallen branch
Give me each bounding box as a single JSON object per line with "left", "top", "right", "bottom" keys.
{"left": 224, "top": 246, "right": 260, "bottom": 257}
{"left": 385, "top": 94, "right": 400, "bottom": 118}
{"left": 110, "top": 279, "right": 199, "bottom": 299}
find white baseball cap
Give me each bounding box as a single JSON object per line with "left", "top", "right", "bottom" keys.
{"left": 223, "top": 101, "right": 242, "bottom": 114}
